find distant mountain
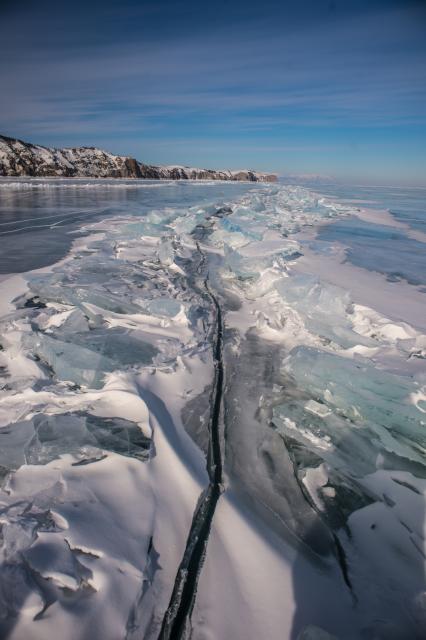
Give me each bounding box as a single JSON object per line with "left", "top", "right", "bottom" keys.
{"left": 0, "top": 135, "right": 277, "bottom": 182}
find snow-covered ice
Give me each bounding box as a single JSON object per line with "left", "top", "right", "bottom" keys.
{"left": 0, "top": 181, "right": 425, "bottom": 639}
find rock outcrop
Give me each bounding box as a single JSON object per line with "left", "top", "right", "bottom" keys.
{"left": 0, "top": 135, "right": 277, "bottom": 182}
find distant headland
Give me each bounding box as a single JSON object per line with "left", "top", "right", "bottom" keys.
{"left": 0, "top": 134, "right": 277, "bottom": 182}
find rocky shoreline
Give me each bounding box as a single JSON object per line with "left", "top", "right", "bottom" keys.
{"left": 0, "top": 134, "right": 277, "bottom": 182}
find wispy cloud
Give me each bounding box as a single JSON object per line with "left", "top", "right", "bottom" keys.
{"left": 1, "top": 0, "right": 425, "bottom": 180}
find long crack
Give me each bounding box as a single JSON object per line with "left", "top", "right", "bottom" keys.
{"left": 158, "top": 248, "right": 225, "bottom": 640}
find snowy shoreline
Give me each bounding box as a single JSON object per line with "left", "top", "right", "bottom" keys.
{"left": 0, "top": 134, "right": 278, "bottom": 183}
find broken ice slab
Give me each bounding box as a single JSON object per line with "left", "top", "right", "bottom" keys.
{"left": 145, "top": 298, "right": 182, "bottom": 318}
{"left": 274, "top": 346, "right": 426, "bottom": 483}
{"left": 27, "top": 273, "right": 143, "bottom": 315}
{"left": 223, "top": 245, "right": 259, "bottom": 280}
{"left": 25, "top": 327, "right": 158, "bottom": 388}
{"left": 59, "top": 286, "right": 143, "bottom": 315}
{"left": 0, "top": 421, "right": 36, "bottom": 470}
{"left": 61, "top": 327, "right": 159, "bottom": 366}
{"left": 220, "top": 216, "right": 263, "bottom": 241}
{"left": 286, "top": 346, "right": 426, "bottom": 447}
{"left": 35, "top": 308, "right": 90, "bottom": 334}
{"left": 26, "top": 333, "right": 116, "bottom": 388}
{"left": 84, "top": 414, "right": 150, "bottom": 461}
{"left": 304, "top": 399, "right": 332, "bottom": 418}
{"left": 120, "top": 220, "right": 165, "bottom": 238}
{"left": 275, "top": 273, "right": 374, "bottom": 349}
{"left": 0, "top": 413, "right": 150, "bottom": 474}
{"left": 157, "top": 237, "right": 175, "bottom": 266}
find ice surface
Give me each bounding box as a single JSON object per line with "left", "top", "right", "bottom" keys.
{"left": 0, "top": 181, "right": 425, "bottom": 639}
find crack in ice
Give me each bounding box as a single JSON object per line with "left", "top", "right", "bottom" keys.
{"left": 158, "top": 245, "right": 225, "bottom": 640}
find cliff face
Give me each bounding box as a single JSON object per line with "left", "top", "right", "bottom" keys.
{"left": 0, "top": 135, "right": 277, "bottom": 182}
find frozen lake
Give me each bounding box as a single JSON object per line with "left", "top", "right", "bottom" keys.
{"left": 0, "top": 178, "right": 425, "bottom": 640}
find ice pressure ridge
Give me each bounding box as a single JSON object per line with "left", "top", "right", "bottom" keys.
{"left": 0, "top": 184, "right": 425, "bottom": 639}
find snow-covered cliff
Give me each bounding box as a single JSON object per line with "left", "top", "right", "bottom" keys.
{"left": 0, "top": 135, "right": 277, "bottom": 182}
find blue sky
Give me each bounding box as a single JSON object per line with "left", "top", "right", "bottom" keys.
{"left": 1, "top": 0, "right": 426, "bottom": 183}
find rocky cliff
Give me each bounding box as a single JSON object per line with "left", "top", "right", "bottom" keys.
{"left": 0, "top": 135, "right": 277, "bottom": 182}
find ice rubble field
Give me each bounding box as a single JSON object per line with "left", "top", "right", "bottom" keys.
{"left": 0, "top": 183, "right": 425, "bottom": 639}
